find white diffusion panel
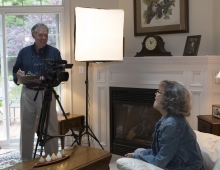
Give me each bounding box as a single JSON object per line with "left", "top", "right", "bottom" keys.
{"left": 75, "top": 7, "right": 124, "bottom": 61}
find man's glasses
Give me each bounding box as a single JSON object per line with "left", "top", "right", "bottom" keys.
{"left": 156, "top": 90, "right": 163, "bottom": 95}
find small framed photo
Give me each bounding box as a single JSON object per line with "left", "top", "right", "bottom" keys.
{"left": 183, "top": 35, "right": 201, "bottom": 56}
{"left": 212, "top": 105, "right": 220, "bottom": 119}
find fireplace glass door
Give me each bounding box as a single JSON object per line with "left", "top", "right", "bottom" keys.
{"left": 110, "top": 87, "right": 161, "bottom": 156}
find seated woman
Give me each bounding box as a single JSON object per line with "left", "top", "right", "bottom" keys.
{"left": 125, "top": 80, "right": 206, "bottom": 170}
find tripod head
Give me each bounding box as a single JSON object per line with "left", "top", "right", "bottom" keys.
{"left": 33, "top": 59, "right": 73, "bottom": 101}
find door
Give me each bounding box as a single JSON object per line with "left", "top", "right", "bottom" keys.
{"left": 0, "top": 11, "right": 62, "bottom": 145}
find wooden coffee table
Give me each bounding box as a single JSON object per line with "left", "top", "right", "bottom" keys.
{"left": 9, "top": 146, "right": 112, "bottom": 170}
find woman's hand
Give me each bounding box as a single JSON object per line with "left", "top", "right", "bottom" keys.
{"left": 124, "top": 153, "right": 134, "bottom": 158}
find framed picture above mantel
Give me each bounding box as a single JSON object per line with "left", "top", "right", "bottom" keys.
{"left": 133, "top": 0, "right": 189, "bottom": 36}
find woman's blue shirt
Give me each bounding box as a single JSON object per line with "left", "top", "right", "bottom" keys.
{"left": 134, "top": 114, "right": 204, "bottom": 170}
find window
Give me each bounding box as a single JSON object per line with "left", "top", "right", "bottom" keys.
{"left": 7, "top": 13, "right": 61, "bottom": 141}
{"left": 0, "top": 1, "right": 66, "bottom": 145}
{"left": 0, "top": 0, "right": 62, "bottom": 6}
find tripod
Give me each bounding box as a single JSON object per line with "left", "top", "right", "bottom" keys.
{"left": 72, "top": 62, "right": 104, "bottom": 150}
{"left": 33, "top": 85, "right": 79, "bottom": 158}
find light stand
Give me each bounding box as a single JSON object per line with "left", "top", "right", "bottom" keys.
{"left": 74, "top": 7, "right": 124, "bottom": 149}
{"left": 72, "top": 62, "right": 104, "bottom": 149}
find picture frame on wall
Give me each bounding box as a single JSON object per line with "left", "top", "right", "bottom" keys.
{"left": 133, "top": 0, "right": 189, "bottom": 36}
{"left": 183, "top": 35, "right": 201, "bottom": 56}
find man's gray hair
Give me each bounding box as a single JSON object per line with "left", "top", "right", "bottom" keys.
{"left": 31, "top": 23, "right": 48, "bottom": 34}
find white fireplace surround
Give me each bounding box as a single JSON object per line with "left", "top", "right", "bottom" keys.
{"left": 91, "top": 56, "right": 220, "bottom": 151}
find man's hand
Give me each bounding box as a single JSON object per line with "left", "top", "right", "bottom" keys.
{"left": 17, "top": 69, "right": 25, "bottom": 78}
{"left": 124, "top": 153, "right": 134, "bottom": 158}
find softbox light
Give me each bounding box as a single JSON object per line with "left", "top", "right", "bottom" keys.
{"left": 74, "top": 7, "right": 124, "bottom": 61}
{"left": 73, "top": 7, "right": 124, "bottom": 149}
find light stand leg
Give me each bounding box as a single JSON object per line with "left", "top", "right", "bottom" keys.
{"left": 72, "top": 62, "right": 104, "bottom": 150}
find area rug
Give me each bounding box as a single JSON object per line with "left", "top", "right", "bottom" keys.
{"left": 0, "top": 149, "right": 41, "bottom": 169}
{"left": 0, "top": 150, "right": 22, "bottom": 169}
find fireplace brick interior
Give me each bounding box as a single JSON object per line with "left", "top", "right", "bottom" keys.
{"left": 110, "top": 87, "right": 161, "bottom": 156}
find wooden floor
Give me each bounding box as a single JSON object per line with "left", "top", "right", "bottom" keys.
{"left": 0, "top": 120, "right": 20, "bottom": 139}
{"left": 0, "top": 107, "right": 21, "bottom": 140}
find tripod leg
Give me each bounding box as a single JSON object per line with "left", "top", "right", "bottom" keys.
{"left": 33, "top": 90, "right": 52, "bottom": 158}
{"left": 71, "top": 135, "right": 80, "bottom": 146}
{"left": 33, "top": 136, "right": 40, "bottom": 158}
{"left": 52, "top": 89, "right": 79, "bottom": 145}
{"left": 34, "top": 86, "right": 77, "bottom": 158}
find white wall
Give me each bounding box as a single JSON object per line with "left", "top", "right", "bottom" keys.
{"left": 119, "top": 0, "right": 214, "bottom": 57}
{"left": 213, "top": 0, "right": 220, "bottom": 54}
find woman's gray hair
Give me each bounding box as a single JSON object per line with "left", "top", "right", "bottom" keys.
{"left": 159, "top": 80, "right": 191, "bottom": 117}
{"left": 31, "top": 23, "right": 48, "bottom": 34}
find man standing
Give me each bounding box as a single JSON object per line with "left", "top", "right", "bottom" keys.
{"left": 12, "top": 23, "right": 61, "bottom": 161}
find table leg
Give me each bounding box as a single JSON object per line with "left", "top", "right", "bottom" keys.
{"left": 60, "top": 136, "right": 65, "bottom": 150}
{"left": 60, "top": 131, "right": 81, "bottom": 149}
{"left": 78, "top": 131, "right": 82, "bottom": 145}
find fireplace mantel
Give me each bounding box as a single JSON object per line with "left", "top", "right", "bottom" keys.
{"left": 91, "top": 56, "right": 220, "bottom": 151}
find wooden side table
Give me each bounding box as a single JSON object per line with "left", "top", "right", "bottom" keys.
{"left": 58, "top": 113, "right": 85, "bottom": 149}
{"left": 197, "top": 115, "right": 220, "bottom": 136}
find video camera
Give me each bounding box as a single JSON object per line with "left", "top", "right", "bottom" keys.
{"left": 44, "top": 59, "right": 73, "bottom": 86}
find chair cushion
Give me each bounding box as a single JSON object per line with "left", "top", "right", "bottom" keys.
{"left": 194, "top": 130, "right": 220, "bottom": 170}
{"left": 213, "top": 158, "right": 220, "bottom": 170}
{"left": 116, "top": 131, "right": 220, "bottom": 170}
{"left": 116, "top": 158, "right": 163, "bottom": 170}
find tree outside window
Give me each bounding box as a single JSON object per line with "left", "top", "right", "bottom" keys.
{"left": 0, "top": 0, "right": 62, "bottom": 6}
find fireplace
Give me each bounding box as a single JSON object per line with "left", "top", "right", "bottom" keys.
{"left": 109, "top": 87, "right": 161, "bottom": 156}
{"left": 91, "top": 57, "right": 219, "bottom": 151}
